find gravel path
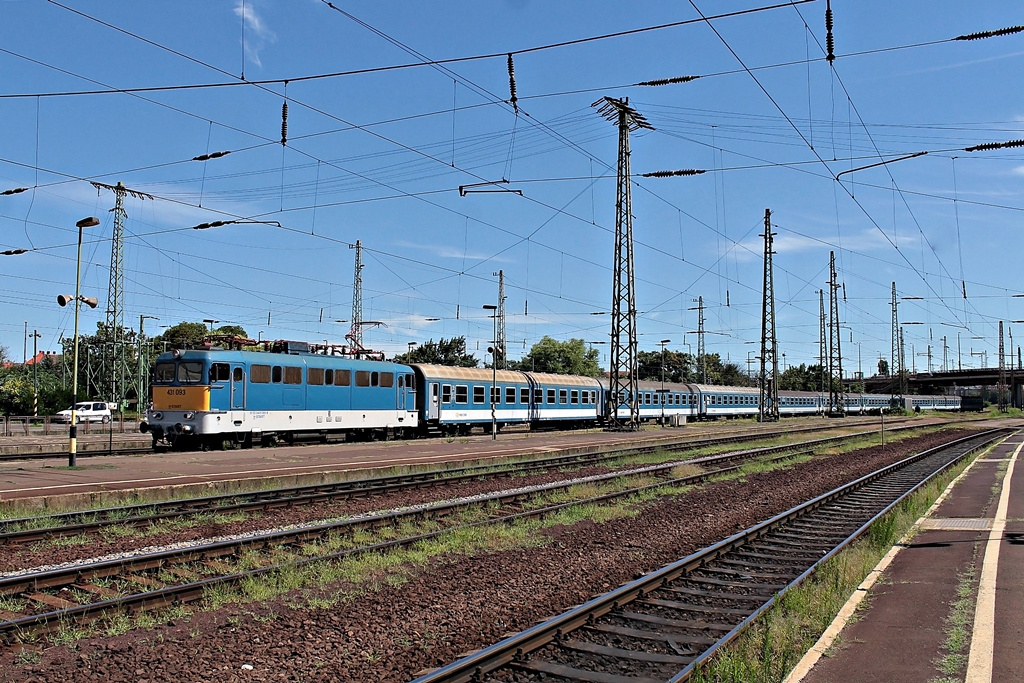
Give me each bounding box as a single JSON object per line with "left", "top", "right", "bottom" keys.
{"left": 0, "top": 429, "right": 978, "bottom": 682}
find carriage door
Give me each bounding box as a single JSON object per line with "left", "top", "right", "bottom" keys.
{"left": 428, "top": 383, "right": 440, "bottom": 420}
{"left": 230, "top": 366, "right": 246, "bottom": 424}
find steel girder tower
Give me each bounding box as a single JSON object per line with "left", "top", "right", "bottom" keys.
{"left": 350, "top": 240, "right": 363, "bottom": 349}
{"left": 758, "top": 209, "right": 779, "bottom": 422}
{"left": 105, "top": 182, "right": 129, "bottom": 409}
{"left": 593, "top": 96, "right": 652, "bottom": 430}
{"left": 827, "top": 251, "right": 845, "bottom": 416}
{"left": 998, "top": 321, "right": 1008, "bottom": 412}
{"left": 818, "top": 289, "right": 826, "bottom": 403}
{"left": 494, "top": 269, "right": 507, "bottom": 370}
{"left": 890, "top": 282, "right": 903, "bottom": 408}
{"left": 694, "top": 296, "right": 707, "bottom": 384}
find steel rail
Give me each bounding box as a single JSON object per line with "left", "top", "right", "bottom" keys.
{"left": 410, "top": 428, "right": 1009, "bottom": 683}
{"left": 0, "top": 419, "right": 923, "bottom": 544}
{"left": 0, "top": 439, "right": 836, "bottom": 643}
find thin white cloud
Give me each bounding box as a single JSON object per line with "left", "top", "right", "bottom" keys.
{"left": 234, "top": 1, "right": 276, "bottom": 68}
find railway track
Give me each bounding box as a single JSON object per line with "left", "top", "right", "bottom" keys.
{"left": 0, "top": 427, "right": 892, "bottom": 646}
{"left": 0, "top": 420, "right": 930, "bottom": 545}
{"left": 0, "top": 415, "right": 908, "bottom": 462}
{"left": 410, "top": 428, "right": 1008, "bottom": 683}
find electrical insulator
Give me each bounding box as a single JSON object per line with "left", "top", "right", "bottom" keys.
{"left": 2, "top": 187, "right": 28, "bottom": 196}
{"left": 825, "top": 1, "right": 835, "bottom": 64}
{"left": 955, "top": 25, "right": 1024, "bottom": 41}
{"left": 507, "top": 53, "right": 518, "bottom": 115}
{"left": 281, "top": 101, "right": 289, "bottom": 146}
{"left": 638, "top": 75, "right": 700, "bottom": 87}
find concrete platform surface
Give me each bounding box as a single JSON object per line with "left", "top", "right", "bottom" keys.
{"left": 789, "top": 430, "right": 1023, "bottom": 683}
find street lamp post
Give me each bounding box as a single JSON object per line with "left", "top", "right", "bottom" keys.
{"left": 59, "top": 216, "right": 100, "bottom": 467}
{"left": 202, "top": 319, "right": 220, "bottom": 332}
{"left": 659, "top": 339, "right": 671, "bottom": 426}
{"left": 483, "top": 305, "right": 498, "bottom": 440}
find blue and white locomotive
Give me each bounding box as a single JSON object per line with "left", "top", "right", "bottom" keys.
{"left": 142, "top": 344, "right": 962, "bottom": 449}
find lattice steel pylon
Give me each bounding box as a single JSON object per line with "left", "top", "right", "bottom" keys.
{"left": 890, "top": 282, "right": 903, "bottom": 408}
{"left": 758, "top": 209, "right": 779, "bottom": 422}
{"left": 350, "top": 240, "right": 363, "bottom": 349}
{"left": 692, "top": 296, "right": 707, "bottom": 384}
{"left": 818, "top": 289, "right": 826, "bottom": 401}
{"left": 493, "top": 269, "right": 507, "bottom": 370}
{"left": 998, "top": 320, "right": 1008, "bottom": 412}
{"left": 827, "top": 251, "right": 845, "bottom": 417}
{"left": 593, "top": 96, "right": 652, "bottom": 430}
{"left": 105, "top": 182, "right": 127, "bottom": 409}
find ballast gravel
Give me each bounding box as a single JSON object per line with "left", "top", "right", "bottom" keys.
{"left": 0, "top": 428, "right": 981, "bottom": 682}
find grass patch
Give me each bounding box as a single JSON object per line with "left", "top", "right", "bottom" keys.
{"left": 690, "top": 446, "right": 982, "bottom": 683}
{"left": 932, "top": 565, "right": 976, "bottom": 681}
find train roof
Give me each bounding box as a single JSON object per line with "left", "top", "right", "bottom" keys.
{"left": 155, "top": 348, "right": 413, "bottom": 370}
{"left": 410, "top": 364, "right": 602, "bottom": 388}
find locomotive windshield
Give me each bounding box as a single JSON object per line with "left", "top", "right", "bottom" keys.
{"left": 153, "top": 362, "right": 176, "bottom": 384}
{"left": 177, "top": 362, "right": 205, "bottom": 384}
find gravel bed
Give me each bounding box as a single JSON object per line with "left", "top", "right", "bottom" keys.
{"left": 0, "top": 429, "right": 979, "bottom": 682}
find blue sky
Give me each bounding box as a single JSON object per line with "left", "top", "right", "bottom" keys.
{"left": 1, "top": 1, "right": 1022, "bottom": 375}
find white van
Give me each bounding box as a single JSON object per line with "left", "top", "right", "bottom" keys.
{"left": 54, "top": 401, "right": 113, "bottom": 424}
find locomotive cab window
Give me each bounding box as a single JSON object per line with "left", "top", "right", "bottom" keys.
{"left": 233, "top": 367, "right": 243, "bottom": 382}
{"left": 154, "top": 362, "right": 175, "bottom": 384}
{"left": 209, "top": 363, "right": 230, "bottom": 383}
{"left": 178, "top": 362, "right": 204, "bottom": 384}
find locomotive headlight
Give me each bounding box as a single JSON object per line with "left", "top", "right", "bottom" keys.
{"left": 152, "top": 412, "right": 163, "bottom": 420}
{"left": 183, "top": 411, "right": 195, "bottom": 420}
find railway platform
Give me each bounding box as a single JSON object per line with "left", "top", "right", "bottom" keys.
{"left": 787, "top": 429, "right": 1023, "bottom": 683}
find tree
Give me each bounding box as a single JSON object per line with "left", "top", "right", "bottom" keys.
{"left": 701, "top": 353, "right": 754, "bottom": 387}
{"left": 513, "top": 337, "right": 601, "bottom": 376}
{"left": 778, "top": 363, "right": 824, "bottom": 391}
{"left": 154, "top": 322, "right": 210, "bottom": 351}
{"left": 877, "top": 358, "right": 889, "bottom": 376}
{"left": 637, "top": 349, "right": 697, "bottom": 384}
{"left": 392, "top": 337, "right": 478, "bottom": 367}
{"left": 216, "top": 324, "right": 249, "bottom": 338}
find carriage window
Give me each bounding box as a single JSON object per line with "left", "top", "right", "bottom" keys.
{"left": 506, "top": 387, "right": 517, "bottom": 404}
{"left": 336, "top": 369, "right": 351, "bottom": 386}
{"left": 442, "top": 384, "right": 453, "bottom": 402}
{"left": 355, "top": 371, "right": 370, "bottom": 387}
{"left": 178, "top": 362, "right": 204, "bottom": 384}
{"left": 379, "top": 372, "right": 394, "bottom": 388}
{"left": 570, "top": 390, "right": 579, "bottom": 404}
{"left": 491, "top": 387, "right": 501, "bottom": 403}
{"left": 250, "top": 364, "right": 271, "bottom": 384}
{"left": 473, "top": 386, "right": 486, "bottom": 404}
{"left": 546, "top": 389, "right": 555, "bottom": 404}
{"left": 308, "top": 368, "right": 325, "bottom": 386}
{"left": 521, "top": 387, "right": 530, "bottom": 404}
{"left": 154, "top": 362, "right": 176, "bottom": 384}
{"left": 284, "top": 367, "right": 302, "bottom": 385}
{"left": 581, "top": 391, "right": 589, "bottom": 405}
{"left": 559, "top": 389, "right": 568, "bottom": 404}
{"left": 272, "top": 366, "right": 283, "bottom": 384}
{"left": 454, "top": 385, "right": 467, "bottom": 403}
{"left": 535, "top": 388, "right": 544, "bottom": 404}
{"left": 209, "top": 363, "right": 230, "bottom": 383}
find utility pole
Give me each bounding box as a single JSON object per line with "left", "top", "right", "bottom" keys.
{"left": 899, "top": 328, "right": 907, "bottom": 400}
{"left": 827, "top": 251, "right": 845, "bottom": 416}
{"left": 758, "top": 209, "right": 779, "bottom": 422}
{"left": 350, "top": 240, "right": 363, "bottom": 350}
{"left": 890, "top": 282, "right": 902, "bottom": 408}
{"left": 593, "top": 96, "right": 651, "bottom": 430}
{"left": 998, "top": 321, "right": 1008, "bottom": 412}
{"left": 691, "top": 296, "right": 707, "bottom": 384}
{"left": 30, "top": 330, "right": 41, "bottom": 417}
{"left": 493, "top": 269, "right": 507, "bottom": 370}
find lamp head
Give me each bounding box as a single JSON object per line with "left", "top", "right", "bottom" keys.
{"left": 76, "top": 217, "right": 100, "bottom": 229}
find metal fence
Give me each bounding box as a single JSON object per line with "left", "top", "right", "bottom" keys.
{"left": 0, "top": 414, "right": 140, "bottom": 437}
